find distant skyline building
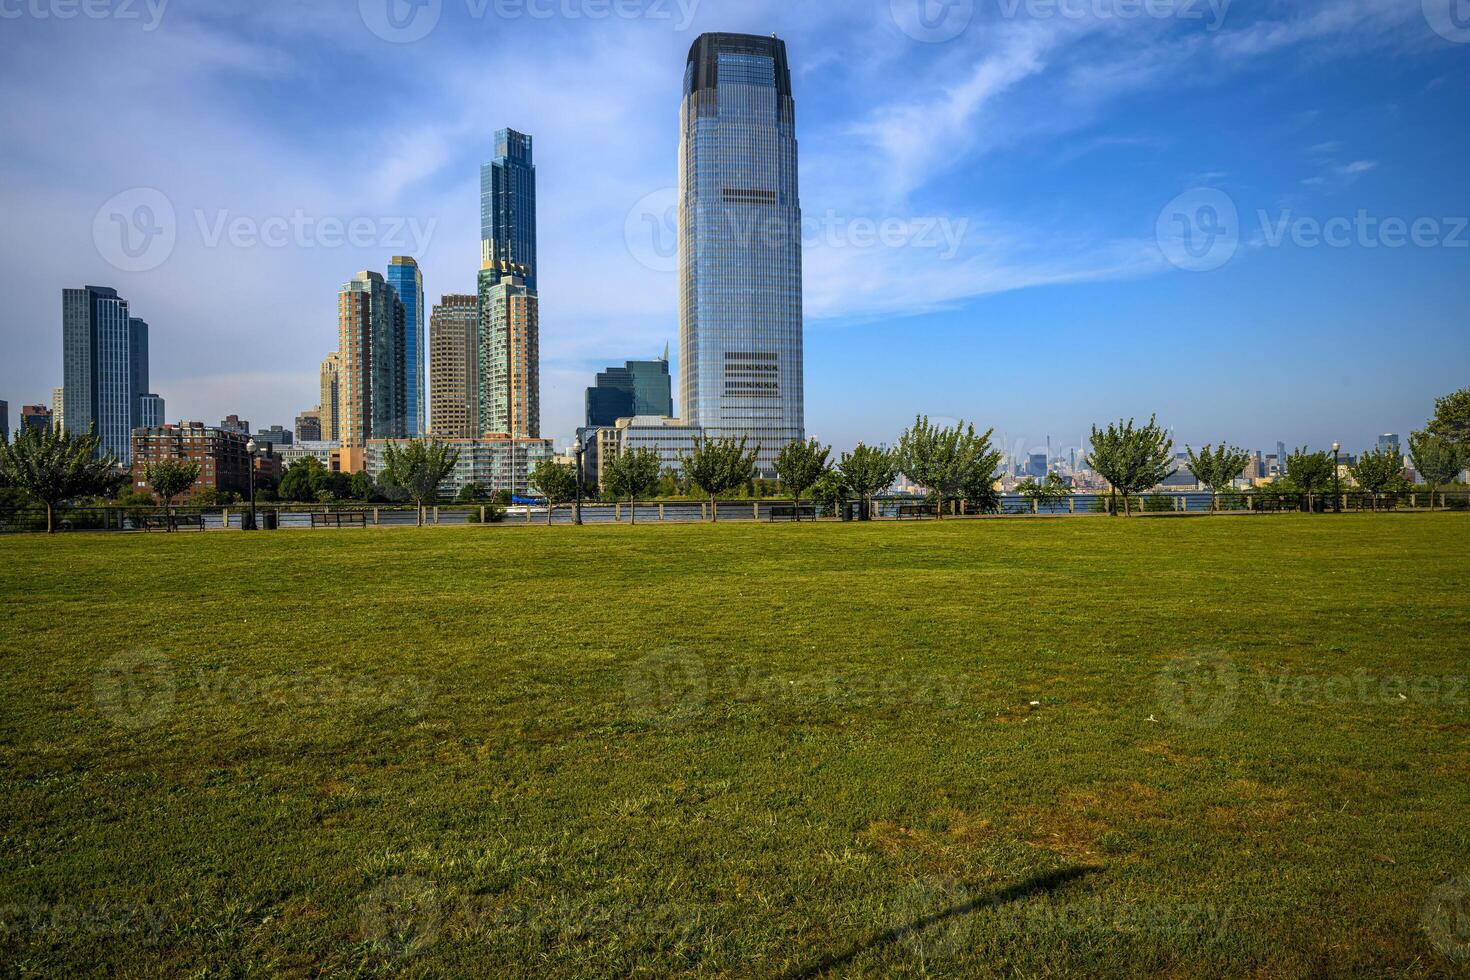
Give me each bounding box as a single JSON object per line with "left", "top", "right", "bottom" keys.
{"left": 22, "top": 404, "right": 53, "bottom": 435}
{"left": 62, "top": 285, "right": 151, "bottom": 465}
{"left": 338, "top": 270, "right": 407, "bottom": 470}
{"left": 477, "top": 271, "right": 539, "bottom": 439}
{"left": 131, "top": 422, "right": 252, "bottom": 503}
{"left": 480, "top": 129, "right": 538, "bottom": 292}
{"left": 319, "top": 353, "right": 341, "bottom": 443}
{"left": 220, "top": 415, "right": 250, "bottom": 435}
{"left": 387, "top": 256, "right": 426, "bottom": 437}
{"left": 429, "top": 293, "right": 480, "bottom": 439}
{"left": 0, "top": 400, "right": 7, "bottom": 442}
{"left": 679, "top": 33, "right": 804, "bottom": 475}
{"left": 585, "top": 356, "right": 674, "bottom": 428}
{"left": 295, "top": 409, "right": 322, "bottom": 443}
{"left": 51, "top": 387, "right": 63, "bottom": 433}
{"left": 138, "top": 394, "right": 164, "bottom": 429}
{"left": 1378, "top": 433, "right": 1400, "bottom": 456}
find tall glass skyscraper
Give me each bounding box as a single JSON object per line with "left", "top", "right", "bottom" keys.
{"left": 387, "top": 256, "right": 425, "bottom": 437}
{"left": 61, "top": 285, "right": 150, "bottom": 465}
{"left": 480, "top": 129, "right": 537, "bottom": 292}
{"left": 679, "top": 33, "right": 804, "bottom": 474}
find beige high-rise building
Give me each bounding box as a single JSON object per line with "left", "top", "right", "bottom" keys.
{"left": 319, "top": 352, "right": 341, "bottom": 443}
{"left": 429, "top": 294, "right": 479, "bottom": 438}
{"left": 477, "top": 268, "right": 539, "bottom": 439}
{"left": 51, "top": 386, "right": 64, "bottom": 434}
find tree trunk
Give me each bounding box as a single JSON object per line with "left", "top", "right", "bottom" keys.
{"left": 793, "top": 494, "right": 800, "bottom": 521}
{"left": 710, "top": 496, "right": 718, "bottom": 523}
{"left": 416, "top": 504, "right": 424, "bottom": 527}
{"left": 1211, "top": 489, "right": 1218, "bottom": 513}
{"left": 629, "top": 498, "right": 637, "bottom": 525}
{"left": 46, "top": 502, "right": 54, "bottom": 534}
{"left": 546, "top": 501, "right": 554, "bottom": 526}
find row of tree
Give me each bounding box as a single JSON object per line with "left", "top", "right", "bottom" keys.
{"left": 3, "top": 387, "right": 1466, "bottom": 531}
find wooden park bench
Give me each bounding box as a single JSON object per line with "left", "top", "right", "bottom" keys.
{"left": 896, "top": 503, "right": 937, "bottom": 520}
{"left": 768, "top": 504, "right": 818, "bottom": 522}
{"left": 311, "top": 511, "right": 368, "bottom": 529}
{"left": 141, "top": 513, "right": 205, "bottom": 532}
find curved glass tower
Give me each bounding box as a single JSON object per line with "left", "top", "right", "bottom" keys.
{"left": 679, "top": 32, "right": 803, "bottom": 474}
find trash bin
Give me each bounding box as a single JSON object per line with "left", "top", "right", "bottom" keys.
{"left": 262, "top": 511, "right": 279, "bottom": 531}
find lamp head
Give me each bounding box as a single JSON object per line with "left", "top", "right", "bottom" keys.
{"left": 1331, "top": 442, "right": 1340, "bottom": 453}
{"left": 246, "top": 438, "right": 257, "bottom": 454}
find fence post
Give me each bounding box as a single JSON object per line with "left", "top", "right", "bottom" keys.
{"left": 701, "top": 502, "right": 707, "bottom": 521}
{"left": 1032, "top": 499, "right": 1038, "bottom": 515}
{"left": 480, "top": 506, "right": 486, "bottom": 523}
{"left": 754, "top": 501, "right": 760, "bottom": 520}
{"left": 1069, "top": 497, "right": 1075, "bottom": 514}
{"left": 615, "top": 501, "right": 621, "bottom": 522}
{"left": 659, "top": 502, "right": 665, "bottom": 521}
{"left": 222, "top": 508, "right": 229, "bottom": 530}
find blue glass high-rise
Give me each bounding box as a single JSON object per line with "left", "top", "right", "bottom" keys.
{"left": 387, "top": 257, "right": 425, "bottom": 437}
{"left": 679, "top": 33, "right": 804, "bottom": 475}
{"left": 480, "top": 129, "right": 537, "bottom": 292}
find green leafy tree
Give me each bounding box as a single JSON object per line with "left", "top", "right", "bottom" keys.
{"left": 529, "top": 459, "right": 578, "bottom": 526}
{"left": 1409, "top": 430, "right": 1463, "bottom": 510}
{"left": 1428, "top": 387, "right": 1470, "bottom": 448}
{"left": 280, "top": 456, "right": 328, "bottom": 502}
{"left": 602, "top": 447, "right": 662, "bottom": 524}
{"left": 142, "top": 458, "right": 202, "bottom": 530}
{"left": 679, "top": 436, "right": 759, "bottom": 522}
{"left": 838, "top": 443, "right": 898, "bottom": 521}
{"left": 350, "top": 470, "right": 376, "bottom": 502}
{"left": 810, "top": 470, "right": 849, "bottom": 518}
{"left": 773, "top": 439, "right": 831, "bottom": 521}
{"left": 381, "top": 439, "right": 462, "bottom": 527}
{"left": 1016, "top": 473, "right": 1071, "bottom": 512}
{"left": 0, "top": 425, "right": 124, "bottom": 533}
{"left": 895, "top": 416, "right": 1003, "bottom": 519}
{"left": 455, "top": 482, "right": 485, "bottom": 504}
{"left": 1351, "top": 445, "right": 1405, "bottom": 511}
{"left": 1186, "top": 443, "right": 1253, "bottom": 512}
{"left": 1285, "top": 447, "right": 1335, "bottom": 513}
{"left": 1085, "top": 416, "right": 1175, "bottom": 518}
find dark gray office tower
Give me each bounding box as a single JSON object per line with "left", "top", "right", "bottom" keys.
{"left": 585, "top": 357, "right": 674, "bottom": 428}
{"left": 62, "top": 286, "right": 150, "bottom": 465}
{"left": 480, "top": 129, "right": 538, "bottom": 292}
{"left": 679, "top": 33, "right": 804, "bottom": 475}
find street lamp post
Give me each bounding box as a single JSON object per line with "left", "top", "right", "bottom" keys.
{"left": 1331, "top": 441, "right": 1342, "bottom": 513}
{"left": 574, "top": 428, "right": 585, "bottom": 526}
{"left": 245, "top": 438, "right": 258, "bottom": 531}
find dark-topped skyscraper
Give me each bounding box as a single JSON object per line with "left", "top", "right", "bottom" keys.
{"left": 585, "top": 356, "right": 674, "bottom": 428}
{"left": 679, "top": 32, "right": 804, "bottom": 475}
{"left": 61, "top": 286, "right": 156, "bottom": 466}
{"left": 481, "top": 129, "right": 538, "bottom": 292}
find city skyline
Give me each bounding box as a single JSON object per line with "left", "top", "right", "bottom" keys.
{"left": 2, "top": 2, "right": 1467, "bottom": 455}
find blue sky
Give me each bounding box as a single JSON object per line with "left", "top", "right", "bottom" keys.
{"left": 1, "top": 0, "right": 1467, "bottom": 461}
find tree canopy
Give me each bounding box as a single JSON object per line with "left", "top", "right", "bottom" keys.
{"left": 1186, "top": 443, "right": 1253, "bottom": 511}
{"left": 381, "top": 439, "right": 461, "bottom": 526}
{"left": 0, "top": 425, "right": 124, "bottom": 533}
{"left": 1086, "top": 416, "right": 1175, "bottom": 517}
{"left": 679, "top": 436, "right": 759, "bottom": 522}
{"left": 528, "top": 459, "right": 578, "bottom": 525}
{"left": 602, "top": 447, "right": 663, "bottom": 523}
{"left": 773, "top": 439, "right": 831, "bottom": 520}
{"left": 1409, "top": 430, "right": 1462, "bottom": 508}
{"left": 838, "top": 443, "right": 898, "bottom": 521}
{"left": 896, "top": 416, "right": 1002, "bottom": 518}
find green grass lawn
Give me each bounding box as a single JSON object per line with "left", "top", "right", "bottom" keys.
{"left": 2, "top": 515, "right": 1469, "bottom": 977}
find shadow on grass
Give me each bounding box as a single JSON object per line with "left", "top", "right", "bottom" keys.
{"left": 783, "top": 865, "right": 1100, "bottom": 979}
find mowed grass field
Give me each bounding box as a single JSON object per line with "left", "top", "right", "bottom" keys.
{"left": 2, "top": 515, "right": 1469, "bottom": 977}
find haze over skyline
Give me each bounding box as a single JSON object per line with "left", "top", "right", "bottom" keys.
{"left": 2, "top": 0, "right": 1466, "bottom": 458}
